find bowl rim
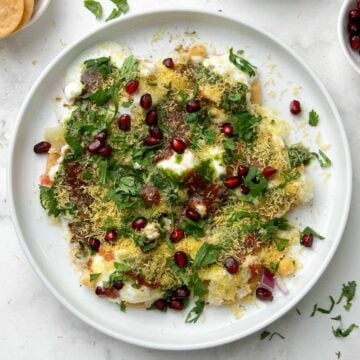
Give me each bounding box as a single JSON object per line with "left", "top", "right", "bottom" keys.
{"left": 7, "top": 7, "right": 353, "bottom": 350}
{"left": 337, "top": 0, "right": 360, "bottom": 75}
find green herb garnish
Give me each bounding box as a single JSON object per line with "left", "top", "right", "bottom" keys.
{"left": 301, "top": 226, "right": 325, "bottom": 240}
{"left": 337, "top": 281, "right": 357, "bottom": 311}
{"left": 316, "top": 296, "right": 335, "bottom": 314}
{"left": 332, "top": 323, "right": 358, "bottom": 338}
{"left": 193, "top": 243, "right": 222, "bottom": 269}
{"left": 286, "top": 144, "right": 313, "bottom": 168}
{"left": 185, "top": 299, "right": 207, "bottom": 323}
{"left": 84, "top": 0, "right": 103, "bottom": 19}
{"left": 90, "top": 273, "right": 102, "bottom": 281}
{"left": 309, "top": 110, "right": 319, "bottom": 126}
{"left": 229, "top": 48, "right": 257, "bottom": 77}
{"left": 312, "top": 149, "right": 331, "bottom": 168}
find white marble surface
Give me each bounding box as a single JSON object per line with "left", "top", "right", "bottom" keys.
{"left": 1, "top": 0, "right": 359, "bottom": 359}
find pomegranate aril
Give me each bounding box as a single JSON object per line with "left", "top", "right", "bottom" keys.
{"left": 262, "top": 166, "right": 277, "bottom": 178}
{"left": 174, "top": 285, "right": 190, "bottom": 299}
{"left": 132, "top": 217, "right": 147, "bottom": 231}
{"left": 186, "top": 99, "right": 201, "bottom": 113}
{"left": 301, "top": 233, "right": 314, "bottom": 247}
{"left": 118, "top": 114, "right": 131, "bottom": 131}
{"left": 95, "top": 286, "right": 107, "bottom": 297}
{"left": 112, "top": 280, "right": 124, "bottom": 290}
{"left": 221, "top": 123, "right": 234, "bottom": 136}
{"left": 143, "top": 136, "right": 160, "bottom": 146}
{"left": 145, "top": 109, "right": 158, "bottom": 125}
{"left": 350, "top": 35, "right": 360, "bottom": 50}
{"left": 174, "top": 251, "right": 188, "bottom": 268}
{"left": 153, "top": 298, "right": 167, "bottom": 311}
{"left": 170, "top": 229, "right": 185, "bottom": 243}
{"left": 224, "top": 256, "right": 239, "bottom": 274}
{"left": 88, "top": 237, "right": 100, "bottom": 252}
{"left": 105, "top": 229, "right": 117, "bottom": 243}
{"left": 94, "top": 130, "right": 107, "bottom": 142}
{"left": 240, "top": 184, "right": 250, "bottom": 195}
{"left": 125, "top": 79, "right": 139, "bottom": 95}
{"left": 162, "top": 58, "right": 175, "bottom": 69}
{"left": 171, "top": 138, "right": 186, "bottom": 154}
{"left": 186, "top": 207, "right": 201, "bottom": 222}
{"left": 358, "top": 1, "right": 360, "bottom": 10}
{"left": 98, "top": 144, "right": 112, "bottom": 158}
{"left": 34, "top": 141, "right": 51, "bottom": 154}
{"left": 88, "top": 139, "right": 102, "bottom": 154}
{"left": 349, "top": 9, "right": 360, "bottom": 21}
{"left": 290, "top": 99, "right": 301, "bottom": 115}
{"left": 149, "top": 126, "right": 163, "bottom": 139}
{"left": 348, "top": 21, "right": 360, "bottom": 34}
{"left": 169, "top": 299, "right": 183, "bottom": 310}
{"left": 256, "top": 287, "right": 273, "bottom": 301}
{"left": 140, "top": 93, "right": 152, "bottom": 110}
{"left": 224, "top": 176, "right": 241, "bottom": 189}
{"left": 238, "top": 165, "right": 249, "bottom": 178}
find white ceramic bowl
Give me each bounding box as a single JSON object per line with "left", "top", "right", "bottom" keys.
{"left": 8, "top": 9, "right": 352, "bottom": 350}
{"left": 338, "top": 0, "right": 360, "bottom": 74}
{"left": 9, "top": 0, "right": 51, "bottom": 36}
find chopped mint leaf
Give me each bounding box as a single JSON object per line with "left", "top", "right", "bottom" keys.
{"left": 233, "top": 112, "right": 261, "bottom": 142}
{"left": 193, "top": 243, "right": 222, "bottom": 269}
{"left": 119, "top": 302, "right": 126, "bottom": 312}
{"left": 84, "top": 0, "right": 102, "bottom": 19}
{"left": 229, "top": 48, "right": 257, "bottom": 77}
{"left": 260, "top": 330, "right": 271, "bottom": 340}
{"left": 332, "top": 323, "right": 358, "bottom": 338}
{"left": 316, "top": 296, "right": 335, "bottom": 314}
{"left": 309, "top": 110, "right": 319, "bottom": 126}
{"left": 185, "top": 299, "right": 207, "bottom": 323}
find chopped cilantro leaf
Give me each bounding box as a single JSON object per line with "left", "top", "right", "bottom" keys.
{"left": 301, "top": 226, "right": 325, "bottom": 239}
{"left": 337, "top": 281, "right": 357, "bottom": 311}
{"left": 233, "top": 112, "right": 261, "bottom": 142}
{"left": 195, "top": 159, "right": 215, "bottom": 182}
{"left": 309, "top": 110, "right": 319, "bottom": 126}
{"left": 275, "top": 237, "right": 289, "bottom": 251}
{"left": 39, "top": 186, "right": 67, "bottom": 217}
{"left": 221, "top": 83, "right": 248, "bottom": 114}
{"left": 83, "top": 57, "right": 113, "bottom": 77}
{"left": 241, "top": 167, "right": 268, "bottom": 200}
{"left": 229, "top": 48, "right": 257, "bottom": 77}
{"left": 331, "top": 315, "right": 342, "bottom": 321}
{"left": 84, "top": 0, "right": 102, "bottom": 19}
{"left": 310, "top": 304, "right": 318, "bottom": 317}
{"left": 188, "top": 272, "right": 208, "bottom": 297}
{"left": 119, "top": 302, "right": 126, "bottom": 312}
{"left": 106, "top": 0, "right": 129, "bottom": 21}
{"left": 180, "top": 218, "right": 206, "bottom": 239}
{"left": 312, "top": 149, "right": 332, "bottom": 168}
{"left": 185, "top": 299, "right": 207, "bottom": 323}
{"left": 90, "top": 273, "right": 101, "bottom": 281}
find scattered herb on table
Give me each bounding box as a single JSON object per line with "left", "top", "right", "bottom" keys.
{"left": 335, "top": 351, "right": 341, "bottom": 359}
{"left": 84, "top": 0, "right": 129, "bottom": 21}
{"left": 332, "top": 323, "right": 358, "bottom": 338}
{"left": 316, "top": 296, "right": 335, "bottom": 314}
{"left": 84, "top": 0, "right": 103, "bottom": 19}
{"left": 296, "top": 308, "right": 301, "bottom": 316}
{"left": 337, "top": 281, "right": 357, "bottom": 311}
{"left": 260, "top": 330, "right": 285, "bottom": 340}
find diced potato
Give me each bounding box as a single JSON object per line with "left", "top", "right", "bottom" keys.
{"left": 44, "top": 126, "right": 66, "bottom": 151}
{"left": 188, "top": 44, "right": 207, "bottom": 59}
{"left": 278, "top": 258, "right": 295, "bottom": 277}
{"left": 251, "top": 80, "right": 262, "bottom": 105}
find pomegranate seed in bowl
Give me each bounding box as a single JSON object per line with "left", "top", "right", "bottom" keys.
{"left": 171, "top": 138, "right": 186, "bottom": 153}
{"left": 170, "top": 228, "right": 185, "bottom": 243}
{"left": 33, "top": 141, "right": 51, "bottom": 154}
{"left": 174, "top": 251, "right": 188, "bottom": 268}
{"left": 125, "top": 79, "right": 139, "bottom": 94}
{"left": 162, "top": 58, "right": 175, "bottom": 69}
{"left": 145, "top": 109, "right": 158, "bottom": 125}
{"left": 290, "top": 100, "right": 301, "bottom": 115}
{"left": 118, "top": 114, "right": 131, "bottom": 131}
{"left": 132, "top": 217, "right": 147, "bottom": 231}
{"left": 153, "top": 299, "right": 167, "bottom": 311}
{"left": 350, "top": 35, "right": 360, "bottom": 50}
{"left": 140, "top": 93, "right": 152, "bottom": 110}
{"left": 349, "top": 8, "right": 360, "bottom": 21}
{"left": 256, "top": 287, "right": 273, "bottom": 301}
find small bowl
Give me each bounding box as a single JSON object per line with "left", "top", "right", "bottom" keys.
{"left": 6, "top": 0, "right": 52, "bottom": 38}
{"left": 338, "top": 0, "right": 360, "bottom": 74}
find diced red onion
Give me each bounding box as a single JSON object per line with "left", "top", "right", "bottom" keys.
{"left": 260, "top": 267, "right": 275, "bottom": 293}
{"left": 275, "top": 278, "right": 289, "bottom": 294}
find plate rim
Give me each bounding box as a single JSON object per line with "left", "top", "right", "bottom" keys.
{"left": 7, "top": 7, "right": 353, "bottom": 350}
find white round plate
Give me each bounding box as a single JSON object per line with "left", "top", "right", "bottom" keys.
{"left": 8, "top": 9, "right": 352, "bottom": 350}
